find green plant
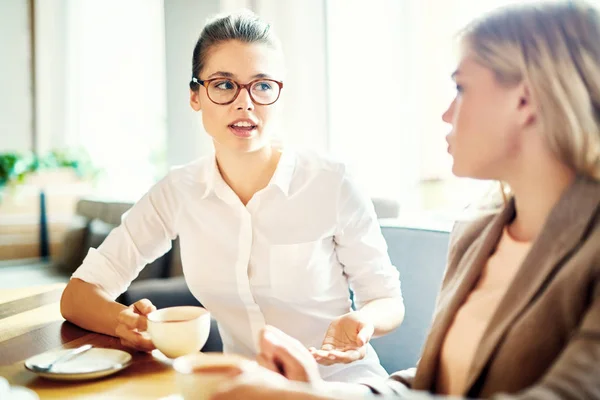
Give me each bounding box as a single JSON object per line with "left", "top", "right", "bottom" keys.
{"left": 0, "top": 152, "right": 37, "bottom": 189}
{"left": 38, "top": 149, "right": 101, "bottom": 180}
{"left": 0, "top": 148, "right": 100, "bottom": 192}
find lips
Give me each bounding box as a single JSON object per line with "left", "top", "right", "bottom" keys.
{"left": 228, "top": 118, "right": 258, "bottom": 129}
{"left": 228, "top": 118, "right": 258, "bottom": 138}
{"left": 229, "top": 124, "right": 256, "bottom": 130}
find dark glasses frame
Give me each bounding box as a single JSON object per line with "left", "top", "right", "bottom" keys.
{"left": 191, "top": 77, "right": 284, "bottom": 105}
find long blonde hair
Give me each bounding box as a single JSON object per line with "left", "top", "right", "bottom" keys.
{"left": 459, "top": 1, "right": 600, "bottom": 213}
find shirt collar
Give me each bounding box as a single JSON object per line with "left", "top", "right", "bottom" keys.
{"left": 199, "top": 147, "right": 296, "bottom": 200}
{"left": 268, "top": 147, "right": 296, "bottom": 196}
{"left": 199, "top": 156, "right": 219, "bottom": 200}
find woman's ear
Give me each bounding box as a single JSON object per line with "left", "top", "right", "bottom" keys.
{"left": 517, "top": 81, "right": 537, "bottom": 127}
{"left": 190, "top": 89, "right": 202, "bottom": 111}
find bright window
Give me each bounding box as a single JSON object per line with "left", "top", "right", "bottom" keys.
{"left": 65, "top": 0, "right": 167, "bottom": 201}
{"left": 324, "top": 0, "right": 536, "bottom": 214}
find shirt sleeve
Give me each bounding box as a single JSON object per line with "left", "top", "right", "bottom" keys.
{"left": 359, "top": 368, "right": 417, "bottom": 397}
{"left": 333, "top": 169, "right": 403, "bottom": 310}
{"left": 71, "top": 171, "right": 182, "bottom": 299}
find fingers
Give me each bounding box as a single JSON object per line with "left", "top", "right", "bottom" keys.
{"left": 321, "top": 343, "right": 334, "bottom": 351}
{"left": 120, "top": 337, "right": 155, "bottom": 352}
{"left": 259, "top": 327, "right": 276, "bottom": 356}
{"left": 312, "top": 348, "right": 366, "bottom": 365}
{"left": 118, "top": 299, "right": 156, "bottom": 332}
{"left": 309, "top": 345, "right": 326, "bottom": 361}
{"left": 133, "top": 298, "right": 156, "bottom": 316}
{"left": 329, "top": 348, "right": 363, "bottom": 362}
{"left": 258, "top": 328, "right": 288, "bottom": 376}
{"left": 261, "top": 326, "right": 311, "bottom": 358}
{"left": 268, "top": 342, "right": 309, "bottom": 382}
{"left": 256, "top": 353, "right": 279, "bottom": 374}
{"left": 117, "top": 308, "right": 148, "bottom": 331}
{"left": 115, "top": 300, "right": 156, "bottom": 352}
{"left": 260, "top": 326, "right": 312, "bottom": 382}
{"left": 357, "top": 324, "right": 375, "bottom": 346}
{"left": 115, "top": 324, "right": 155, "bottom": 352}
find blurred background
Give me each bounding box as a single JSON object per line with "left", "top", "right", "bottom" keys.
{"left": 1, "top": 0, "right": 591, "bottom": 265}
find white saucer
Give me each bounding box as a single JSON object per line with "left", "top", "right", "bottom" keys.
{"left": 8, "top": 387, "right": 39, "bottom": 399}
{"left": 24, "top": 348, "right": 132, "bottom": 381}
{"left": 151, "top": 349, "right": 175, "bottom": 366}
{"left": 0, "top": 377, "right": 39, "bottom": 399}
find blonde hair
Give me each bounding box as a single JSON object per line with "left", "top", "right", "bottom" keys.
{"left": 457, "top": 1, "right": 600, "bottom": 215}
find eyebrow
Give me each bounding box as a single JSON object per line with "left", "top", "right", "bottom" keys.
{"left": 451, "top": 70, "right": 460, "bottom": 80}
{"left": 206, "top": 71, "right": 274, "bottom": 80}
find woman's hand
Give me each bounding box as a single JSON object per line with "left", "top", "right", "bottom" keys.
{"left": 257, "top": 325, "right": 323, "bottom": 385}
{"left": 114, "top": 298, "right": 156, "bottom": 351}
{"left": 210, "top": 364, "right": 298, "bottom": 400}
{"left": 212, "top": 326, "right": 326, "bottom": 400}
{"left": 311, "top": 311, "right": 374, "bottom": 366}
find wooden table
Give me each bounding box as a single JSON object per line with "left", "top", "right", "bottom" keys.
{"left": 0, "top": 284, "right": 181, "bottom": 399}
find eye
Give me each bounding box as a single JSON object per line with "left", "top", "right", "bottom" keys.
{"left": 253, "top": 81, "right": 274, "bottom": 91}
{"left": 213, "top": 80, "right": 236, "bottom": 91}
{"left": 455, "top": 84, "right": 464, "bottom": 94}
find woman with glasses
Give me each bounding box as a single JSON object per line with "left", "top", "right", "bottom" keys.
{"left": 60, "top": 10, "right": 404, "bottom": 383}
{"left": 210, "top": 1, "right": 600, "bottom": 399}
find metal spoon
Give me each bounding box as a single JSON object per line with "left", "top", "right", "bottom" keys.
{"left": 31, "top": 344, "right": 93, "bottom": 372}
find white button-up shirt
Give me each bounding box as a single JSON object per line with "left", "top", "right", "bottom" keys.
{"left": 72, "top": 148, "right": 403, "bottom": 382}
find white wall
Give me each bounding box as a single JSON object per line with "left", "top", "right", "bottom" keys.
{"left": 255, "top": 0, "right": 329, "bottom": 152}
{"left": 0, "top": 0, "right": 32, "bottom": 152}
{"left": 61, "top": 0, "right": 168, "bottom": 199}
{"left": 163, "top": 0, "right": 220, "bottom": 166}
{"left": 326, "top": 0, "right": 420, "bottom": 199}
{"left": 34, "top": 0, "right": 68, "bottom": 154}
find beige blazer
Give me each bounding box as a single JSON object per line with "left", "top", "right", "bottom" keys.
{"left": 366, "top": 176, "right": 600, "bottom": 399}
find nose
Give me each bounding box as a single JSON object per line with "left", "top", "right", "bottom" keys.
{"left": 233, "top": 86, "right": 254, "bottom": 111}
{"left": 442, "top": 98, "right": 455, "bottom": 124}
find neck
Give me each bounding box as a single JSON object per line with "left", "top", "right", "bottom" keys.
{"left": 215, "top": 145, "right": 281, "bottom": 205}
{"left": 505, "top": 161, "right": 575, "bottom": 242}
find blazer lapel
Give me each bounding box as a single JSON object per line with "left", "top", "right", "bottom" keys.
{"left": 413, "top": 204, "right": 516, "bottom": 390}
{"left": 464, "top": 176, "right": 600, "bottom": 394}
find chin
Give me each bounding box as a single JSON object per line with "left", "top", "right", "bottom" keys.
{"left": 230, "top": 138, "right": 268, "bottom": 154}
{"left": 452, "top": 164, "right": 495, "bottom": 181}
{"left": 451, "top": 163, "right": 475, "bottom": 179}
{"left": 451, "top": 162, "right": 463, "bottom": 177}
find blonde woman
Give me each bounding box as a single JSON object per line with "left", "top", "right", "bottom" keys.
{"left": 210, "top": 1, "right": 600, "bottom": 399}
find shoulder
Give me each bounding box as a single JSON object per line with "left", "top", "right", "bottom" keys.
{"left": 289, "top": 148, "right": 367, "bottom": 196}
{"left": 156, "top": 156, "right": 213, "bottom": 192}
{"left": 166, "top": 156, "right": 212, "bottom": 182}
{"left": 450, "top": 212, "right": 497, "bottom": 251}
{"left": 136, "top": 156, "right": 214, "bottom": 208}
{"left": 292, "top": 147, "right": 348, "bottom": 174}
{"left": 442, "top": 211, "right": 498, "bottom": 282}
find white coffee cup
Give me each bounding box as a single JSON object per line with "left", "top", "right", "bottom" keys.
{"left": 173, "top": 352, "right": 253, "bottom": 400}
{"left": 146, "top": 306, "right": 211, "bottom": 359}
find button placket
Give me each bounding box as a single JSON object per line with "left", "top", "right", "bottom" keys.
{"left": 236, "top": 207, "right": 266, "bottom": 352}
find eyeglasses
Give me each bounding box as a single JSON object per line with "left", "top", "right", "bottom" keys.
{"left": 191, "top": 77, "right": 284, "bottom": 106}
